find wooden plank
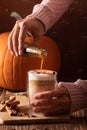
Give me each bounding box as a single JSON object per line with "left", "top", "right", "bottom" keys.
{"left": 0, "top": 93, "right": 70, "bottom": 124}
{"left": 0, "top": 112, "right": 70, "bottom": 124}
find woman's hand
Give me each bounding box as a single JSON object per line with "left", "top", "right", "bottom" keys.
{"left": 8, "top": 16, "right": 45, "bottom": 56}
{"left": 31, "top": 82, "right": 71, "bottom": 116}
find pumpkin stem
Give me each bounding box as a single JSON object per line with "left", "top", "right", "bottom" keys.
{"left": 10, "top": 11, "right": 22, "bottom": 20}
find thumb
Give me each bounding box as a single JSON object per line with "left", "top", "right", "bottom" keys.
{"left": 33, "top": 34, "right": 41, "bottom": 45}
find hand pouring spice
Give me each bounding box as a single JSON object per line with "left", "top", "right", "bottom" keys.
{"left": 10, "top": 12, "right": 47, "bottom": 63}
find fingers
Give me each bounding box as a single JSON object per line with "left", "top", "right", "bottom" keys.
{"left": 8, "top": 20, "right": 27, "bottom": 56}
{"left": 34, "top": 88, "right": 68, "bottom": 99}
{"left": 8, "top": 30, "right": 14, "bottom": 55}
{"left": 18, "top": 22, "right": 27, "bottom": 55}
{"left": 31, "top": 98, "right": 57, "bottom": 107}
{"left": 31, "top": 97, "right": 69, "bottom": 107}
{"left": 32, "top": 97, "right": 70, "bottom": 116}
{"left": 8, "top": 21, "right": 19, "bottom": 56}
{"left": 32, "top": 33, "right": 40, "bottom": 45}
{"left": 33, "top": 106, "right": 68, "bottom": 116}
{"left": 12, "top": 25, "right": 19, "bottom": 56}
{"left": 33, "top": 106, "right": 64, "bottom": 116}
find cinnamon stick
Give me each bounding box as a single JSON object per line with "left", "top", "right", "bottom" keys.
{"left": 0, "top": 104, "right": 6, "bottom": 112}
{"left": 14, "top": 105, "right": 20, "bottom": 112}
{"left": 9, "top": 100, "right": 20, "bottom": 108}
{"left": 7, "top": 96, "right": 16, "bottom": 104}
{"left": 5, "top": 106, "right": 17, "bottom": 116}
{"left": 0, "top": 96, "right": 16, "bottom": 112}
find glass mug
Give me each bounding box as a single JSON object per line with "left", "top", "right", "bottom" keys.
{"left": 27, "top": 69, "right": 57, "bottom": 117}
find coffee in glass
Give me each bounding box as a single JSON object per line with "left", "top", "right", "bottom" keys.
{"left": 27, "top": 69, "right": 57, "bottom": 117}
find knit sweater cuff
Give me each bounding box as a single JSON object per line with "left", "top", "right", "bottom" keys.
{"left": 64, "top": 83, "right": 87, "bottom": 113}
{"left": 30, "top": 0, "right": 74, "bottom": 32}
{"left": 30, "top": 4, "right": 52, "bottom": 32}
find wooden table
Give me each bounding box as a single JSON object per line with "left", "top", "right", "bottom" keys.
{"left": 0, "top": 90, "right": 87, "bottom": 130}
{"left": 0, "top": 109, "right": 86, "bottom": 130}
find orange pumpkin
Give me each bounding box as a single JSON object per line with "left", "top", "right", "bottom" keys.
{"left": 0, "top": 32, "right": 61, "bottom": 91}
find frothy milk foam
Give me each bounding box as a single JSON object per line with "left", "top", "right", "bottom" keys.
{"left": 27, "top": 69, "right": 57, "bottom": 102}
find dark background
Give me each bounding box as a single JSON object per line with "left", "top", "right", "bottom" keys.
{"left": 0, "top": 0, "right": 87, "bottom": 82}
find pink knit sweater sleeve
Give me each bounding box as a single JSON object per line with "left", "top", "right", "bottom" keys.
{"left": 63, "top": 80, "right": 87, "bottom": 113}
{"left": 29, "top": 0, "right": 87, "bottom": 113}
{"left": 30, "top": 0, "right": 74, "bottom": 31}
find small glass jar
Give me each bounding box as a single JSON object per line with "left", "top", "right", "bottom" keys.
{"left": 24, "top": 44, "right": 47, "bottom": 58}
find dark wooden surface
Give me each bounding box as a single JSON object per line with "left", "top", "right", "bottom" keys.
{"left": 0, "top": 110, "right": 87, "bottom": 130}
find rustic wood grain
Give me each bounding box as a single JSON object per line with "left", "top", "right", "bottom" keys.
{"left": 0, "top": 115, "right": 87, "bottom": 130}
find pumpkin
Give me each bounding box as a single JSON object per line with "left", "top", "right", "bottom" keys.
{"left": 0, "top": 32, "right": 61, "bottom": 91}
